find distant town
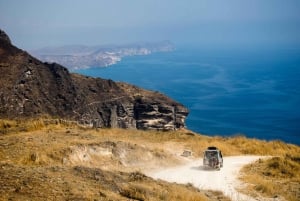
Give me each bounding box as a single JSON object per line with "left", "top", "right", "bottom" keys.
{"left": 30, "top": 41, "right": 175, "bottom": 70}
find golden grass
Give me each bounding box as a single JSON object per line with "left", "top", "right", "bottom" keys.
{"left": 240, "top": 156, "right": 300, "bottom": 201}
{"left": 1, "top": 118, "right": 299, "bottom": 157}
{"left": 95, "top": 128, "right": 299, "bottom": 157}
{"left": 1, "top": 118, "right": 299, "bottom": 201}
{"left": 0, "top": 164, "right": 222, "bottom": 201}
{"left": 0, "top": 119, "right": 17, "bottom": 133}
{"left": 0, "top": 118, "right": 50, "bottom": 134}
{"left": 0, "top": 118, "right": 82, "bottom": 134}
{"left": 119, "top": 177, "right": 210, "bottom": 201}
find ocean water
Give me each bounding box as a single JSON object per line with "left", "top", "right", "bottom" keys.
{"left": 75, "top": 47, "right": 300, "bottom": 145}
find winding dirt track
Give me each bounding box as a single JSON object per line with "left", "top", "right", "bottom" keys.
{"left": 147, "top": 156, "right": 262, "bottom": 201}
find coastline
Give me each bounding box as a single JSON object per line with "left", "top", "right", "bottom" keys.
{"left": 74, "top": 48, "right": 300, "bottom": 145}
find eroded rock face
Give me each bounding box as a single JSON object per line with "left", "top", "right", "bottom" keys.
{"left": 134, "top": 100, "right": 187, "bottom": 130}
{"left": 0, "top": 29, "right": 188, "bottom": 130}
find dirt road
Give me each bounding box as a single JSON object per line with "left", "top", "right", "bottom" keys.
{"left": 147, "top": 156, "right": 262, "bottom": 201}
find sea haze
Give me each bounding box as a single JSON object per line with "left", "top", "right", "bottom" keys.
{"left": 75, "top": 47, "right": 300, "bottom": 145}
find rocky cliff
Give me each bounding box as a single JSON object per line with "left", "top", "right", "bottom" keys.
{"left": 0, "top": 29, "right": 188, "bottom": 130}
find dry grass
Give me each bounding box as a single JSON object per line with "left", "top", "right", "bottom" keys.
{"left": 240, "top": 155, "right": 300, "bottom": 201}
{"left": 0, "top": 119, "right": 18, "bottom": 133}
{"left": 1, "top": 118, "right": 299, "bottom": 164}
{"left": 119, "top": 172, "right": 212, "bottom": 201}
{"left": 79, "top": 128, "right": 299, "bottom": 157}
{"left": 0, "top": 118, "right": 299, "bottom": 201}
{"left": 0, "top": 118, "right": 231, "bottom": 201}
{"left": 0, "top": 164, "right": 216, "bottom": 201}
{"left": 0, "top": 118, "right": 77, "bottom": 134}
{"left": 1, "top": 117, "right": 298, "bottom": 155}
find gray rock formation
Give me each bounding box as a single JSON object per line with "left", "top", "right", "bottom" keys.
{"left": 0, "top": 29, "right": 188, "bottom": 130}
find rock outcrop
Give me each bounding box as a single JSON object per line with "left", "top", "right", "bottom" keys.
{"left": 0, "top": 29, "right": 188, "bottom": 130}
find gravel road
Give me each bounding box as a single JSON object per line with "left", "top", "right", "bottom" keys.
{"left": 147, "top": 156, "right": 262, "bottom": 201}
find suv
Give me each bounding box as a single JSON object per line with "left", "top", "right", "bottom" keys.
{"left": 203, "top": 146, "right": 223, "bottom": 170}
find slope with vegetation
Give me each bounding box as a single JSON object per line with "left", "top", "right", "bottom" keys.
{"left": 1, "top": 28, "right": 299, "bottom": 201}
{"left": 0, "top": 118, "right": 299, "bottom": 200}
{"left": 240, "top": 156, "right": 300, "bottom": 201}
{"left": 0, "top": 119, "right": 230, "bottom": 201}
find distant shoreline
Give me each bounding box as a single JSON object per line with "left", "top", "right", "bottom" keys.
{"left": 30, "top": 41, "right": 175, "bottom": 70}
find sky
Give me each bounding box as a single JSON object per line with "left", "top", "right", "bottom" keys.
{"left": 0, "top": 0, "right": 300, "bottom": 50}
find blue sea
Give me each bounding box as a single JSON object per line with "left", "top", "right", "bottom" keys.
{"left": 75, "top": 47, "right": 300, "bottom": 145}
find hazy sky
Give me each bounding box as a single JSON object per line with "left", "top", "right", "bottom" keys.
{"left": 0, "top": 0, "right": 300, "bottom": 49}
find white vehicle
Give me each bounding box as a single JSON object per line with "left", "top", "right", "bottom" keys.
{"left": 203, "top": 146, "right": 223, "bottom": 170}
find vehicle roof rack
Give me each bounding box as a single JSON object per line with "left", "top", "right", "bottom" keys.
{"left": 207, "top": 146, "right": 218, "bottom": 150}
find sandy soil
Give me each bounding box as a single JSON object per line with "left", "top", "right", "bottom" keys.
{"left": 147, "top": 156, "right": 263, "bottom": 201}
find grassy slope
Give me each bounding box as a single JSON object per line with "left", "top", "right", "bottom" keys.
{"left": 240, "top": 156, "right": 300, "bottom": 201}
{"left": 0, "top": 119, "right": 299, "bottom": 201}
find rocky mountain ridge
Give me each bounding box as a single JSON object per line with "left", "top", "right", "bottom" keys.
{"left": 0, "top": 29, "right": 188, "bottom": 130}
{"left": 30, "top": 41, "right": 175, "bottom": 70}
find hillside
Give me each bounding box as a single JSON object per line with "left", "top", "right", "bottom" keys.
{"left": 0, "top": 29, "right": 188, "bottom": 130}
{"left": 0, "top": 121, "right": 231, "bottom": 201}
{"left": 0, "top": 120, "right": 299, "bottom": 200}
{"left": 1, "top": 29, "right": 299, "bottom": 201}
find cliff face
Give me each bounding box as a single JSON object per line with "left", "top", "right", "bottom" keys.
{"left": 0, "top": 29, "right": 188, "bottom": 130}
